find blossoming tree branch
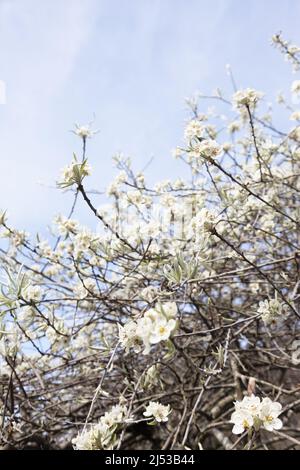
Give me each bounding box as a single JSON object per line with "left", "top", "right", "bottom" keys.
{"left": 0, "top": 33, "right": 300, "bottom": 450}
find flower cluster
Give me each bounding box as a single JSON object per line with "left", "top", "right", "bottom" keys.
{"left": 230, "top": 395, "right": 282, "bottom": 435}
{"left": 143, "top": 401, "right": 171, "bottom": 423}
{"left": 272, "top": 33, "right": 300, "bottom": 70}
{"left": 189, "top": 139, "right": 221, "bottom": 161}
{"left": 58, "top": 155, "right": 92, "bottom": 189}
{"left": 233, "top": 88, "right": 263, "bottom": 109}
{"left": 0, "top": 268, "right": 35, "bottom": 309}
{"left": 188, "top": 207, "right": 218, "bottom": 236}
{"left": 118, "top": 302, "right": 178, "bottom": 355}
{"left": 22, "top": 285, "right": 42, "bottom": 303}
{"left": 72, "top": 122, "right": 99, "bottom": 139}
{"left": 258, "top": 297, "right": 284, "bottom": 325}
{"left": 184, "top": 119, "right": 204, "bottom": 144}
{"left": 72, "top": 404, "right": 127, "bottom": 450}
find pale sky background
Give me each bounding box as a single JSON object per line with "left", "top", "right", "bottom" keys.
{"left": 0, "top": 0, "right": 300, "bottom": 234}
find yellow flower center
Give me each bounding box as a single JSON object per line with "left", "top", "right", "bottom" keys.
{"left": 265, "top": 415, "right": 273, "bottom": 423}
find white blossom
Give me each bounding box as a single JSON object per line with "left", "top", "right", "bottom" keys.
{"left": 233, "top": 88, "right": 263, "bottom": 108}
{"left": 143, "top": 401, "right": 171, "bottom": 423}
{"left": 230, "top": 395, "right": 283, "bottom": 435}
{"left": 72, "top": 404, "right": 127, "bottom": 450}
{"left": 118, "top": 320, "right": 142, "bottom": 353}
{"left": 184, "top": 119, "right": 204, "bottom": 143}
{"left": 149, "top": 317, "right": 177, "bottom": 344}
{"left": 58, "top": 156, "right": 92, "bottom": 189}
{"left": 190, "top": 139, "right": 221, "bottom": 160}
{"left": 22, "top": 285, "right": 42, "bottom": 303}
{"left": 258, "top": 297, "right": 283, "bottom": 325}
{"left": 118, "top": 303, "right": 178, "bottom": 355}
{"left": 73, "top": 122, "right": 99, "bottom": 139}
{"left": 259, "top": 398, "right": 282, "bottom": 432}
{"left": 291, "top": 80, "right": 300, "bottom": 95}
{"left": 230, "top": 408, "right": 254, "bottom": 435}
{"left": 290, "top": 111, "right": 300, "bottom": 121}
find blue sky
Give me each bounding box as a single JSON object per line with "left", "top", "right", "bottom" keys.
{"left": 0, "top": 0, "right": 300, "bottom": 233}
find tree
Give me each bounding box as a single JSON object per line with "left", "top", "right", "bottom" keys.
{"left": 0, "top": 33, "right": 300, "bottom": 450}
